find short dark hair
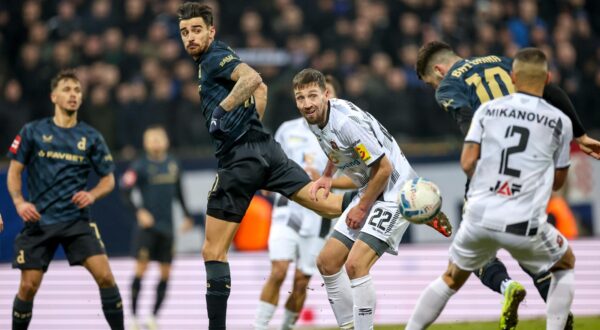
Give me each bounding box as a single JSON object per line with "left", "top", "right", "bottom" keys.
{"left": 292, "top": 69, "right": 326, "bottom": 91}
{"left": 325, "top": 74, "right": 342, "bottom": 96}
{"left": 416, "top": 41, "right": 454, "bottom": 79}
{"left": 514, "top": 47, "right": 547, "bottom": 65}
{"left": 50, "top": 69, "right": 80, "bottom": 90}
{"left": 177, "top": 2, "right": 213, "bottom": 26}
{"left": 145, "top": 124, "right": 167, "bottom": 133}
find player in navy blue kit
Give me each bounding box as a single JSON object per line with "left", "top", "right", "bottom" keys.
{"left": 416, "top": 41, "right": 600, "bottom": 329}
{"left": 177, "top": 3, "right": 345, "bottom": 328}
{"left": 6, "top": 70, "right": 123, "bottom": 330}
{"left": 121, "top": 125, "right": 194, "bottom": 330}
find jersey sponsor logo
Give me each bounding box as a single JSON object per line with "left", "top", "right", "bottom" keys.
{"left": 37, "top": 150, "right": 85, "bottom": 162}
{"left": 77, "top": 137, "right": 87, "bottom": 151}
{"left": 489, "top": 180, "right": 521, "bottom": 196}
{"left": 9, "top": 135, "right": 21, "bottom": 154}
{"left": 354, "top": 143, "right": 371, "bottom": 162}
{"left": 42, "top": 134, "right": 53, "bottom": 143}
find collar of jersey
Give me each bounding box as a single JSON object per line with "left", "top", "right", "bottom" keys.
{"left": 319, "top": 100, "right": 332, "bottom": 129}
{"left": 196, "top": 40, "right": 217, "bottom": 64}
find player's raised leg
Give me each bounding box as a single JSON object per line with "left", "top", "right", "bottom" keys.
{"left": 83, "top": 254, "right": 124, "bottom": 330}
{"left": 202, "top": 216, "right": 240, "bottom": 329}
{"left": 12, "top": 270, "right": 43, "bottom": 330}
{"left": 317, "top": 236, "right": 354, "bottom": 328}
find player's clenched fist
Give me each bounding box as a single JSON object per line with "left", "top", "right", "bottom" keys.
{"left": 346, "top": 205, "right": 368, "bottom": 229}
{"left": 15, "top": 201, "right": 41, "bottom": 222}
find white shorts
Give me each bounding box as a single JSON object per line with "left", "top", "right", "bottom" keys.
{"left": 334, "top": 197, "right": 410, "bottom": 255}
{"left": 449, "top": 220, "right": 569, "bottom": 275}
{"left": 268, "top": 223, "right": 325, "bottom": 276}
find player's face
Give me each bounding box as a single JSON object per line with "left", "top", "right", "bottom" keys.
{"left": 51, "top": 78, "right": 82, "bottom": 112}
{"left": 179, "top": 17, "right": 215, "bottom": 59}
{"left": 294, "top": 83, "right": 329, "bottom": 126}
{"left": 143, "top": 129, "right": 169, "bottom": 155}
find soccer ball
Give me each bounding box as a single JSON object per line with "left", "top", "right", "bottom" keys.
{"left": 399, "top": 177, "right": 442, "bottom": 224}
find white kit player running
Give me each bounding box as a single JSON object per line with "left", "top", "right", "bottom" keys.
{"left": 406, "top": 48, "right": 576, "bottom": 330}
{"left": 292, "top": 68, "right": 452, "bottom": 329}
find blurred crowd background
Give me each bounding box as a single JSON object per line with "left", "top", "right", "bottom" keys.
{"left": 1, "top": 0, "right": 600, "bottom": 159}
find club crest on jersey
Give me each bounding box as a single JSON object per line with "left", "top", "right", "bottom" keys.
{"left": 329, "top": 141, "right": 339, "bottom": 150}
{"left": 490, "top": 180, "right": 521, "bottom": 196}
{"left": 42, "top": 135, "right": 53, "bottom": 143}
{"left": 9, "top": 135, "right": 21, "bottom": 154}
{"left": 354, "top": 143, "right": 371, "bottom": 162}
{"left": 77, "top": 137, "right": 87, "bottom": 151}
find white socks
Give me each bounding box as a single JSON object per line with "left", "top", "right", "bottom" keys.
{"left": 254, "top": 301, "right": 276, "bottom": 330}
{"left": 406, "top": 277, "right": 456, "bottom": 330}
{"left": 546, "top": 269, "right": 575, "bottom": 330}
{"left": 351, "top": 275, "right": 376, "bottom": 330}
{"left": 322, "top": 269, "right": 354, "bottom": 327}
{"left": 281, "top": 309, "right": 299, "bottom": 330}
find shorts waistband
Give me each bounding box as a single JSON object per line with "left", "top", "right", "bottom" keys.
{"left": 505, "top": 221, "right": 538, "bottom": 236}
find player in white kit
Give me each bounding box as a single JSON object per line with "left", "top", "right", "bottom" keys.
{"left": 254, "top": 77, "right": 357, "bottom": 330}
{"left": 406, "top": 48, "right": 576, "bottom": 330}
{"left": 292, "top": 69, "right": 452, "bottom": 329}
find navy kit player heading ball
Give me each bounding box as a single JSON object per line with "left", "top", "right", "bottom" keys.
{"left": 177, "top": 3, "right": 345, "bottom": 328}
{"left": 7, "top": 70, "right": 124, "bottom": 330}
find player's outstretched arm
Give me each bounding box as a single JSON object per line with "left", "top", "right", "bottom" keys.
{"left": 575, "top": 134, "right": 600, "bottom": 160}
{"left": 253, "top": 82, "right": 268, "bottom": 120}
{"left": 220, "top": 63, "right": 263, "bottom": 111}
{"left": 72, "top": 173, "right": 115, "bottom": 209}
{"left": 7, "top": 160, "right": 41, "bottom": 222}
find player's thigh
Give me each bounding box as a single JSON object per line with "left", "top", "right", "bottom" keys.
{"left": 345, "top": 239, "right": 380, "bottom": 278}
{"left": 297, "top": 235, "right": 326, "bottom": 276}
{"left": 83, "top": 254, "right": 116, "bottom": 286}
{"left": 449, "top": 221, "right": 498, "bottom": 271}
{"left": 317, "top": 236, "right": 351, "bottom": 274}
{"left": 358, "top": 200, "right": 410, "bottom": 255}
{"left": 202, "top": 216, "right": 240, "bottom": 261}
{"left": 262, "top": 139, "right": 311, "bottom": 198}
{"left": 61, "top": 220, "right": 106, "bottom": 266}
{"left": 269, "top": 223, "right": 300, "bottom": 261}
{"left": 504, "top": 222, "right": 569, "bottom": 275}
{"left": 207, "top": 145, "right": 267, "bottom": 222}
{"left": 133, "top": 228, "right": 155, "bottom": 261}
{"left": 13, "top": 224, "right": 61, "bottom": 272}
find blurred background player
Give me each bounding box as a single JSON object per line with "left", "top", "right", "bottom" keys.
{"left": 177, "top": 3, "right": 345, "bottom": 328}
{"left": 407, "top": 47, "right": 576, "bottom": 330}
{"left": 415, "top": 40, "right": 600, "bottom": 328}
{"left": 120, "top": 125, "right": 194, "bottom": 330}
{"left": 293, "top": 68, "right": 451, "bottom": 329}
{"left": 6, "top": 70, "right": 123, "bottom": 330}
{"left": 254, "top": 76, "right": 357, "bottom": 330}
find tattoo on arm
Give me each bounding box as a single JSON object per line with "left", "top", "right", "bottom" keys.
{"left": 220, "top": 63, "right": 263, "bottom": 111}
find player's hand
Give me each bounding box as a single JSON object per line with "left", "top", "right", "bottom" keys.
{"left": 137, "top": 208, "right": 154, "bottom": 228}
{"left": 180, "top": 216, "right": 194, "bottom": 233}
{"left": 15, "top": 201, "right": 41, "bottom": 222}
{"left": 346, "top": 205, "right": 368, "bottom": 230}
{"left": 208, "top": 105, "right": 229, "bottom": 137}
{"left": 576, "top": 134, "right": 600, "bottom": 160}
{"left": 304, "top": 166, "right": 320, "bottom": 181}
{"left": 72, "top": 191, "right": 96, "bottom": 209}
{"left": 310, "top": 176, "right": 333, "bottom": 201}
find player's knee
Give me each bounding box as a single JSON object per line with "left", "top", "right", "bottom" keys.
{"left": 201, "top": 244, "right": 227, "bottom": 262}
{"left": 344, "top": 260, "right": 366, "bottom": 279}
{"left": 269, "top": 267, "right": 287, "bottom": 285}
{"left": 95, "top": 271, "right": 116, "bottom": 288}
{"left": 18, "top": 280, "right": 40, "bottom": 300}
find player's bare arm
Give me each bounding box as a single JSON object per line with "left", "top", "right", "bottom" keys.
{"left": 7, "top": 160, "right": 41, "bottom": 222}
{"left": 346, "top": 155, "right": 392, "bottom": 230}
{"left": 310, "top": 159, "right": 336, "bottom": 201}
{"left": 72, "top": 173, "right": 115, "bottom": 209}
{"left": 220, "top": 63, "right": 263, "bottom": 111}
{"left": 553, "top": 168, "right": 569, "bottom": 191}
{"left": 575, "top": 134, "right": 600, "bottom": 160}
{"left": 460, "top": 142, "right": 480, "bottom": 177}
{"left": 0, "top": 213, "right": 4, "bottom": 232}
{"left": 253, "top": 82, "right": 268, "bottom": 120}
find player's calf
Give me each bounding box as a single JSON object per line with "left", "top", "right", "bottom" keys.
{"left": 99, "top": 286, "right": 124, "bottom": 330}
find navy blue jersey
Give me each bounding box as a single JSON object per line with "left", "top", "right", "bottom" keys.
{"left": 436, "top": 56, "right": 515, "bottom": 115}
{"left": 196, "top": 40, "right": 268, "bottom": 157}
{"left": 121, "top": 154, "right": 188, "bottom": 234}
{"left": 8, "top": 118, "right": 115, "bottom": 225}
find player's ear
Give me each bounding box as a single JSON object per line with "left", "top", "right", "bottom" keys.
{"left": 432, "top": 64, "right": 445, "bottom": 80}
{"left": 50, "top": 91, "right": 57, "bottom": 104}
{"left": 510, "top": 70, "right": 517, "bottom": 84}
{"left": 545, "top": 71, "right": 551, "bottom": 85}
{"left": 209, "top": 25, "right": 216, "bottom": 38}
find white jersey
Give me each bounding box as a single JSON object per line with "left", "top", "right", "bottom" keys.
{"left": 309, "top": 98, "right": 417, "bottom": 202}
{"left": 274, "top": 118, "right": 328, "bottom": 236}
{"left": 465, "top": 92, "right": 572, "bottom": 230}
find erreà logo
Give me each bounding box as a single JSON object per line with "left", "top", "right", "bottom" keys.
{"left": 9, "top": 135, "right": 21, "bottom": 154}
